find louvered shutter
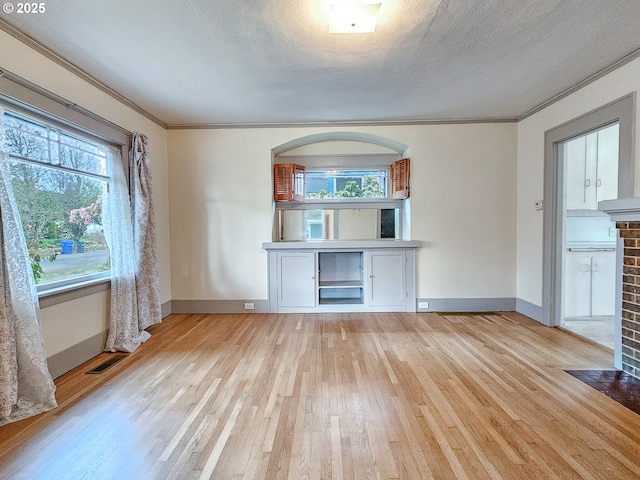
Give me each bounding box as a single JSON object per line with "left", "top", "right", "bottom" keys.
{"left": 390, "top": 158, "right": 410, "bottom": 199}
{"left": 274, "top": 164, "right": 305, "bottom": 202}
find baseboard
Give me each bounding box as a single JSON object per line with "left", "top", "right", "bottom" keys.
{"left": 417, "top": 297, "right": 516, "bottom": 313}
{"left": 171, "top": 299, "right": 269, "bottom": 314}
{"left": 46, "top": 301, "right": 176, "bottom": 379}
{"left": 515, "top": 298, "right": 544, "bottom": 324}
{"left": 46, "top": 330, "right": 108, "bottom": 379}
{"left": 161, "top": 300, "right": 172, "bottom": 318}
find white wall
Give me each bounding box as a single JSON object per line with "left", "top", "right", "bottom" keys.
{"left": 517, "top": 57, "right": 640, "bottom": 308}
{"left": 168, "top": 122, "right": 517, "bottom": 303}
{"left": 0, "top": 30, "right": 172, "bottom": 358}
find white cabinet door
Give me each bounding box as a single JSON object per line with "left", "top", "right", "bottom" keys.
{"left": 596, "top": 125, "right": 619, "bottom": 204}
{"left": 591, "top": 251, "right": 616, "bottom": 316}
{"left": 278, "top": 252, "right": 316, "bottom": 307}
{"left": 366, "top": 251, "right": 406, "bottom": 306}
{"left": 563, "top": 253, "right": 592, "bottom": 318}
{"left": 565, "top": 135, "right": 589, "bottom": 211}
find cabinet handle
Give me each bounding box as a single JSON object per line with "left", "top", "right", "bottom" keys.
{"left": 369, "top": 275, "right": 374, "bottom": 278}
{"left": 585, "top": 179, "right": 591, "bottom": 187}
{"left": 592, "top": 264, "right": 599, "bottom": 273}
{"left": 311, "top": 276, "right": 315, "bottom": 279}
{"left": 596, "top": 179, "right": 602, "bottom": 187}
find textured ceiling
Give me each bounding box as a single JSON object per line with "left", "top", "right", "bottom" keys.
{"left": 2, "top": 0, "right": 640, "bottom": 127}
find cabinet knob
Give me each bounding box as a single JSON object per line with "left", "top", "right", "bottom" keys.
{"left": 369, "top": 275, "right": 374, "bottom": 278}
{"left": 311, "top": 276, "right": 315, "bottom": 279}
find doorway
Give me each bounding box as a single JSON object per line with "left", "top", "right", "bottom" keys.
{"left": 560, "top": 124, "right": 618, "bottom": 348}
{"left": 542, "top": 95, "right": 634, "bottom": 355}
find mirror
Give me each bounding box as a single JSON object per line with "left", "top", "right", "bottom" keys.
{"left": 279, "top": 208, "right": 398, "bottom": 241}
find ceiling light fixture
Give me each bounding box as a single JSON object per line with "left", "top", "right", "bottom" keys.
{"left": 329, "top": 1, "right": 382, "bottom": 33}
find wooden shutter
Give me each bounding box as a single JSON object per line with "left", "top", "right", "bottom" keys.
{"left": 390, "top": 158, "right": 410, "bottom": 199}
{"left": 274, "top": 164, "right": 305, "bottom": 202}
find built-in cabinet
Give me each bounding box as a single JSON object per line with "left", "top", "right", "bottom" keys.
{"left": 565, "top": 126, "right": 618, "bottom": 211}
{"left": 277, "top": 252, "right": 316, "bottom": 307}
{"left": 264, "top": 241, "right": 419, "bottom": 313}
{"left": 563, "top": 249, "right": 616, "bottom": 318}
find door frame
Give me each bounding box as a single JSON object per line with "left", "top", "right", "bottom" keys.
{"left": 542, "top": 94, "right": 635, "bottom": 327}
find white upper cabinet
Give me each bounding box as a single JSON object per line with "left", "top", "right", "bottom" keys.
{"left": 565, "top": 124, "right": 619, "bottom": 211}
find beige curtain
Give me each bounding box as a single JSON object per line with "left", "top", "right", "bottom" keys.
{"left": 130, "top": 133, "right": 161, "bottom": 330}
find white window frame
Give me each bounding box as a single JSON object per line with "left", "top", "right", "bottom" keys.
{"left": 3, "top": 108, "right": 114, "bottom": 295}
{"left": 0, "top": 71, "right": 131, "bottom": 304}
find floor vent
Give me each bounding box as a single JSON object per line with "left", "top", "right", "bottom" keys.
{"left": 86, "top": 355, "right": 127, "bottom": 374}
{"left": 437, "top": 312, "right": 498, "bottom": 316}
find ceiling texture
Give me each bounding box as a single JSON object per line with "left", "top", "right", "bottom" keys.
{"left": 1, "top": 0, "right": 640, "bottom": 127}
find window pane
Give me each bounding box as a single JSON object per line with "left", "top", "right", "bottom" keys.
{"left": 3, "top": 113, "right": 50, "bottom": 162}
{"left": 10, "top": 159, "right": 109, "bottom": 285}
{"left": 306, "top": 170, "right": 387, "bottom": 199}
{"left": 59, "top": 134, "right": 108, "bottom": 176}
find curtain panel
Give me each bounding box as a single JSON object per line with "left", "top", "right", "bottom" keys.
{"left": 130, "top": 133, "right": 162, "bottom": 330}
{"left": 0, "top": 109, "right": 57, "bottom": 426}
{"left": 103, "top": 146, "right": 150, "bottom": 353}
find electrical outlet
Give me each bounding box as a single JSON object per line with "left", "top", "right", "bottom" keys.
{"left": 244, "top": 302, "right": 255, "bottom": 310}
{"left": 418, "top": 301, "right": 429, "bottom": 309}
{"left": 609, "top": 227, "right": 617, "bottom": 237}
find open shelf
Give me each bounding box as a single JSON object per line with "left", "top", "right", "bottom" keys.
{"left": 319, "top": 280, "right": 363, "bottom": 288}
{"left": 318, "top": 252, "right": 364, "bottom": 305}
{"left": 319, "top": 287, "right": 364, "bottom": 305}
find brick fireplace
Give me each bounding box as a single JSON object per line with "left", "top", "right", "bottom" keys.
{"left": 600, "top": 199, "right": 640, "bottom": 380}
{"left": 617, "top": 222, "right": 640, "bottom": 378}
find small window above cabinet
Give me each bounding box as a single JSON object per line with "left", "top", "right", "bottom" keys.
{"left": 274, "top": 163, "right": 306, "bottom": 202}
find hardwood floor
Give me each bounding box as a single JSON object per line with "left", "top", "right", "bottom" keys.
{"left": 1, "top": 312, "right": 639, "bottom": 479}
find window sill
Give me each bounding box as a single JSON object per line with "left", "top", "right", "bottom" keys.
{"left": 276, "top": 198, "right": 403, "bottom": 209}
{"left": 38, "top": 277, "right": 111, "bottom": 308}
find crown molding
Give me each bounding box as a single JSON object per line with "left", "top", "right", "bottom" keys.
{"left": 2, "top": 16, "right": 639, "bottom": 130}
{"left": 165, "top": 117, "right": 518, "bottom": 130}
{"left": 518, "top": 47, "right": 640, "bottom": 121}
{"left": 0, "top": 18, "right": 166, "bottom": 129}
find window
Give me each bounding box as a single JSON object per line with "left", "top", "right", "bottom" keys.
{"left": 3, "top": 110, "right": 110, "bottom": 290}
{"left": 306, "top": 169, "right": 387, "bottom": 199}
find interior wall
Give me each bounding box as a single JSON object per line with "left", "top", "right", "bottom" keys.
{"left": 167, "top": 122, "right": 517, "bottom": 303}
{"left": 517, "top": 56, "right": 640, "bottom": 309}
{"left": 0, "top": 30, "right": 171, "bottom": 359}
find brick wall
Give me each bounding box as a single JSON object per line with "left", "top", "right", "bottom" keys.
{"left": 617, "top": 221, "right": 640, "bottom": 379}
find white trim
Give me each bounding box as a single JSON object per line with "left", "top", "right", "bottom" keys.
{"left": 272, "top": 132, "right": 410, "bottom": 157}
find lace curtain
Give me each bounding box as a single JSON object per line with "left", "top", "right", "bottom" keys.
{"left": 0, "top": 109, "right": 57, "bottom": 426}
{"left": 103, "top": 146, "right": 150, "bottom": 352}
{"left": 130, "top": 133, "right": 162, "bottom": 330}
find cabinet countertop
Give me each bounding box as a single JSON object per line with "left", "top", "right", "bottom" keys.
{"left": 262, "top": 239, "right": 422, "bottom": 250}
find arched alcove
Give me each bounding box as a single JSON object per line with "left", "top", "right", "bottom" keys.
{"left": 270, "top": 131, "right": 411, "bottom": 242}
{"left": 271, "top": 131, "right": 410, "bottom": 158}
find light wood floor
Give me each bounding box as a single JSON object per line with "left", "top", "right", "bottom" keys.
{"left": 1, "top": 312, "right": 639, "bottom": 479}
